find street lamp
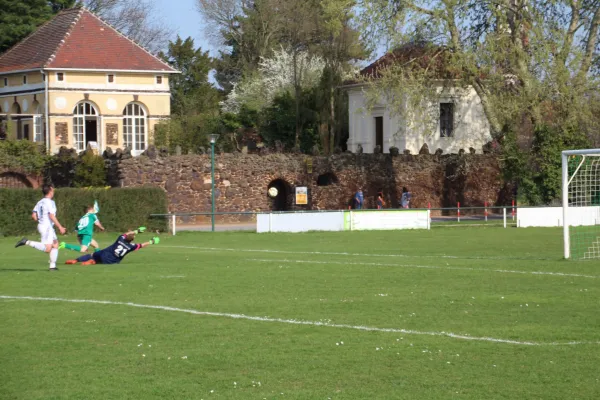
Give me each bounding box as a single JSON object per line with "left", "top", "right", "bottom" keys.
{"left": 209, "top": 134, "right": 220, "bottom": 232}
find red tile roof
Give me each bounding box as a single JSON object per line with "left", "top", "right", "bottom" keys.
{"left": 0, "top": 8, "right": 81, "bottom": 73}
{"left": 0, "top": 7, "right": 177, "bottom": 74}
{"left": 346, "top": 42, "right": 460, "bottom": 84}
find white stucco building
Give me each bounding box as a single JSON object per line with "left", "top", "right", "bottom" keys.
{"left": 345, "top": 46, "right": 492, "bottom": 154}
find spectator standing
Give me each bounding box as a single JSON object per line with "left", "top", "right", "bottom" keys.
{"left": 354, "top": 189, "right": 364, "bottom": 209}
{"left": 377, "top": 192, "right": 385, "bottom": 209}
{"left": 401, "top": 187, "right": 411, "bottom": 209}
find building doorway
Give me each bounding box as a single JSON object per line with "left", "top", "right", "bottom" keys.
{"left": 85, "top": 119, "right": 97, "bottom": 143}
{"left": 374, "top": 116, "right": 383, "bottom": 150}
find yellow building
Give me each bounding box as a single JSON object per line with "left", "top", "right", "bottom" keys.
{"left": 0, "top": 7, "right": 178, "bottom": 155}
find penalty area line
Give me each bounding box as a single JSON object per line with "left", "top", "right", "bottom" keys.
{"left": 250, "top": 259, "right": 600, "bottom": 279}
{"left": 0, "top": 295, "right": 598, "bottom": 346}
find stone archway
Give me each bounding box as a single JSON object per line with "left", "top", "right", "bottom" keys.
{"left": 0, "top": 172, "right": 33, "bottom": 188}
{"left": 267, "top": 179, "right": 292, "bottom": 211}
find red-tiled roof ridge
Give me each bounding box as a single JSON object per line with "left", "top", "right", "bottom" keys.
{"left": 43, "top": 7, "right": 86, "bottom": 68}
{"left": 0, "top": 6, "right": 177, "bottom": 73}
{"left": 359, "top": 42, "right": 449, "bottom": 79}
{"left": 0, "top": 7, "right": 82, "bottom": 73}
{"left": 59, "top": 7, "right": 176, "bottom": 72}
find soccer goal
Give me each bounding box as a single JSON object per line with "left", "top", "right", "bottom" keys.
{"left": 562, "top": 149, "right": 600, "bottom": 259}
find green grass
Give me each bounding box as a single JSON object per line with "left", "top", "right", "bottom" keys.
{"left": 1, "top": 228, "right": 599, "bottom": 399}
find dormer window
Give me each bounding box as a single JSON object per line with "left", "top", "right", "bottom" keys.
{"left": 23, "top": 75, "right": 27, "bottom": 84}
{"left": 107, "top": 74, "right": 115, "bottom": 83}
{"left": 156, "top": 75, "right": 163, "bottom": 85}
{"left": 56, "top": 72, "right": 64, "bottom": 82}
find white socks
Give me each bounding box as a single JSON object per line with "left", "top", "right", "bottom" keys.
{"left": 49, "top": 248, "right": 58, "bottom": 269}
{"left": 27, "top": 241, "right": 47, "bottom": 252}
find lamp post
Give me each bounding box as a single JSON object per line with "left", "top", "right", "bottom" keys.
{"left": 209, "top": 134, "right": 220, "bottom": 232}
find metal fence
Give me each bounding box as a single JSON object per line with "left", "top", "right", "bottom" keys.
{"left": 150, "top": 205, "right": 520, "bottom": 234}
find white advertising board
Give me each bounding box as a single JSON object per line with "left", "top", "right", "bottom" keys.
{"left": 257, "top": 211, "right": 345, "bottom": 233}
{"left": 345, "top": 210, "right": 430, "bottom": 231}
{"left": 517, "top": 206, "right": 600, "bottom": 227}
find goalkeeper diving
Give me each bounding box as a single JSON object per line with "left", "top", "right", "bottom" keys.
{"left": 65, "top": 227, "right": 159, "bottom": 265}
{"left": 60, "top": 204, "right": 105, "bottom": 253}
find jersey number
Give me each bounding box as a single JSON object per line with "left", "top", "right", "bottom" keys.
{"left": 77, "top": 216, "right": 89, "bottom": 230}
{"left": 114, "top": 245, "right": 129, "bottom": 257}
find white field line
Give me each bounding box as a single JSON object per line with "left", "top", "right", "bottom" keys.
{"left": 161, "top": 245, "right": 550, "bottom": 261}
{"left": 1, "top": 295, "right": 597, "bottom": 346}
{"left": 250, "top": 259, "right": 600, "bottom": 279}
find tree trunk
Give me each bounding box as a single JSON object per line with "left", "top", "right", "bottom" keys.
{"left": 293, "top": 49, "right": 300, "bottom": 149}
{"left": 472, "top": 78, "right": 503, "bottom": 139}
{"left": 329, "top": 86, "right": 335, "bottom": 154}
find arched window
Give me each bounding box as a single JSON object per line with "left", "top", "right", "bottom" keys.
{"left": 73, "top": 101, "right": 98, "bottom": 151}
{"left": 123, "top": 103, "right": 147, "bottom": 154}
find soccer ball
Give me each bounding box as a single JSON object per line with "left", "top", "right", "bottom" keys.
{"left": 268, "top": 187, "right": 278, "bottom": 197}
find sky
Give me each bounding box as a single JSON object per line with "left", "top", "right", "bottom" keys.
{"left": 154, "top": 0, "right": 216, "bottom": 55}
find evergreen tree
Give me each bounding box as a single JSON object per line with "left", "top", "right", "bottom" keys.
{"left": 155, "top": 36, "right": 223, "bottom": 153}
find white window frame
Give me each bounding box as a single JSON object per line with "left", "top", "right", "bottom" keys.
{"left": 73, "top": 101, "right": 98, "bottom": 152}
{"left": 33, "top": 104, "right": 43, "bottom": 143}
{"left": 56, "top": 72, "right": 65, "bottom": 82}
{"left": 123, "top": 102, "right": 147, "bottom": 155}
{"left": 156, "top": 75, "right": 163, "bottom": 85}
{"left": 107, "top": 74, "right": 115, "bottom": 84}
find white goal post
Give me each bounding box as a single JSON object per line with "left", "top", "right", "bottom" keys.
{"left": 562, "top": 149, "right": 600, "bottom": 259}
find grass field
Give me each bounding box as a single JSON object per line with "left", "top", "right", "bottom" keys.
{"left": 1, "top": 227, "right": 599, "bottom": 399}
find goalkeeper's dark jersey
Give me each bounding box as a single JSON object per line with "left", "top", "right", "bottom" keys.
{"left": 96, "top": 234, "right": 141, "bottom": 264}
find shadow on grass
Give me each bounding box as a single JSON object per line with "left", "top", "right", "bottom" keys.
{"left": 0, "top": 268, "right": 39, "bottom": 272}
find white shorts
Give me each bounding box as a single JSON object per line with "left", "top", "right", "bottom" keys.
{"left": 38, "top": 224, "right": 57, "bottom": 245}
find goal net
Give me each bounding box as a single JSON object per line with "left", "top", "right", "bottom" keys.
{"left": 562, "top": 149, "right": 600, "bottom": 259}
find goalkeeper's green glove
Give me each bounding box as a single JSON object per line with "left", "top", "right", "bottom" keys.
{"left": 150, "top": 237, "right": 160, "bottom": 245}
{"left": 134, "top": 226, "right": 147, "bottom": 234}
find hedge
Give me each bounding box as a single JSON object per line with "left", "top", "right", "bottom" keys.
{"left": 0, "top": 187, "right": 168, "bottom": 237}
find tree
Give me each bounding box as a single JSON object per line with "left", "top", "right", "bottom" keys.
{"left": 197, "top": 0, "right": 284, "bottom": 92}
{"left": 315, "top": 0, "right": 365, "bottom": 152}
{"left": 221, "top": 47, "right": 325, "bottom": 114}
{"left": 358, "top": 0, "right": 600, "bottom": 203}
{"left": 199, "top": 0, "right": 364, "bottom": 153}
{"left": 161, "top": 36, "right": 221, "bottom": 117}
{"left": 0, "top": 0, "right": 76, "bottom": 53}
{"left": 156, "top": 37, "right": 222, "bottom": 154}
{"left": 272, "top": 0, "right": 322, "bottom": 149}
{"left": 358, "top": 0, "right": 600, "bottom": 140}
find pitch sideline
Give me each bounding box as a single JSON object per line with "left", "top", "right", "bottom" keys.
{"left": 1, "top": 295, "right": 598, "bottom": 347}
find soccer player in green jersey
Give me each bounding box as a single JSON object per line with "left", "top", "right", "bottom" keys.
{"left": 60, "top": 205, "right": 105, "bottom": 253}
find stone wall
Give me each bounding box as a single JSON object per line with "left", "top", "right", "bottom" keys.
{"left": 117, "top": 152, "right": 511, "bottom": 224}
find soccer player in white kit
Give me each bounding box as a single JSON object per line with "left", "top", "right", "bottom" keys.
{"left": 15, "top": 185, "right": 67, "bottom": 271}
